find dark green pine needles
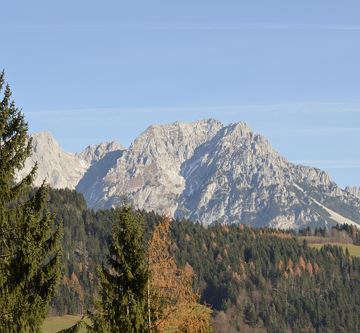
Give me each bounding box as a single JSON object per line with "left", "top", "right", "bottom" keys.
{"left": 0, "top": 71, "right": 63, "bottom": 333}
{"left": 91, "top": 206, "right": 149, "bottom": 333}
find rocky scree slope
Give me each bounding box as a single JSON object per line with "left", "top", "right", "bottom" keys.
{"left": 19, "top": 120, "right": 360, "bottom": 229}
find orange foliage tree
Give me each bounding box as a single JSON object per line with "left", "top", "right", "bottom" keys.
{"left": 148, "top": 217, "right": 212, "bottom": 333}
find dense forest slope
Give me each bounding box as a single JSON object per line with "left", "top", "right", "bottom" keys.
{"left": 49, "top": 189, "right": 360, "bottom": 333}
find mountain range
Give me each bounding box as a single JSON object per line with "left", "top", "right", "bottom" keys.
{"left": 17, "top": 119, "right": 360, "bottom": 229}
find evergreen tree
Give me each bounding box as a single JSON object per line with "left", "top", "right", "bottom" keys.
{"left": 0, "top": 72, "right": 63, "bottom": 332}
{"left": 91, "top": 206, "right": 148, "bottom": 333}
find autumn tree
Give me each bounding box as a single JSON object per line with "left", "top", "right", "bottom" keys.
{"left": 0, "top": 71, "right": 63, "bottom": 332}
{"left": 148, "top": 216, "right": 212, "bottom": 333}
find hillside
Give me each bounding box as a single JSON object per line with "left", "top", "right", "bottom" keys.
{"left": 48, "top": 189, "right": 360, "bottom": 333}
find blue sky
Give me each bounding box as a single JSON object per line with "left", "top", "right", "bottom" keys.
{"left": 1, "top": 1, "right": 359, "bottom": 187}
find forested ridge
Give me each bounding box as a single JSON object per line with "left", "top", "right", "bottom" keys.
{"left": 48, "top": 188, "right": 360, "bottom": 333}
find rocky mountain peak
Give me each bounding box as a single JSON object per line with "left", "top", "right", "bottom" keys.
{"left": 16, "top": 132, "right": 87, "bottom": 189}
{"left": 78, "top": 141, "right": 124, "bottom": 166}
{"left": 98, "top": 119, "right": 224, "bottom": 213}
{"left": 345, "top": 186, "right": 360, "bottom": 200}
{"left": 18, "top": 121, "right": 360, "bottom": 229}
{"left": 31, "top": 131, "right": 62, "bottom": 152}
{"left": 223, "top": 121, "right": 252, "bottom": 138}
{"left": 129, "top": 118, "right": 223, "bottom": 157}
{"left": 16, "top": 132, "right": 123, "bottom": 190}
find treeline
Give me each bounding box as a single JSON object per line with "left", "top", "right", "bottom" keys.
{"left": 47, "top": 188, "right": 360, "bottom": 332}
{"left": 299, "top": 224, "right": 360, "bottom": 245}
{"left": 171, "top": 221, "right": 360, "bottom": 332}
{"left": 47, "top": 189, "right": 111, "bottom": 314}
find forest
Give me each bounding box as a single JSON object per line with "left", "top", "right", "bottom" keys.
{"left": 48, "top": 188, "right": 360, "bottom": 332}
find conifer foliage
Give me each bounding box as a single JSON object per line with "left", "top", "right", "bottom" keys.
{"left": 91, "top": 206, "right": 149, "bottom": 333}
{"left": 0, "top": 72, "right": 63, "bottom": 333}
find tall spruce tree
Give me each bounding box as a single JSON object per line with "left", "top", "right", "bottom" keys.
{"left": 0, "top": 72, "right": 62, "bottom": 333}
{"left": 91, "top": 206, "right": 148, "bottom": 333}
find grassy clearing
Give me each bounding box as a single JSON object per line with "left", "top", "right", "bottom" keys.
{"left": 309, "top": 243, "right": 360, "bottom": 257}
{"left": 42, "top": 315, "right": 87, "bottom": 333}
{"left": 297, "top": 236, "right": 330, "bottom": 243}
{"left": 296, "top": 236, "right": 360, "bottom": 257}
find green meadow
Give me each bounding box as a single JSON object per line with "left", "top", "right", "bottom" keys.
{"left": 309, "top": 242, "right": 360, "bottom": 258}
{"left": 42, "top": 315, "right": 86, "bottom": 333}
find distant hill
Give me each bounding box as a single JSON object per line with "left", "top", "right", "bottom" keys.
{"left": 19, "top": 119, "right": 360, "bottom": 229}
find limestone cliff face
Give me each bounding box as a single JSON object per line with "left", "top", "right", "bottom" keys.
{"left": 346, "top": 187, "right": 360, "bottom": 200}
{"left": 16, "top": 133, "right": 123, "bottom": 190}
{"left": 19, "top": 120, "right": 360, "bottom": 229}
{"left": 16, "top": 132, "right": 88, "bottom": 189}
{"left": 174, "top": 122, "right": 354, "bottom": 228}
{"left": 78, "top": 141, "right": 124, "bottom": 165}
{"left": 97, "top": 119, "right": 223, "bottom": 213}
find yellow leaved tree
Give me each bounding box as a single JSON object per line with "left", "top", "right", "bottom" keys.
{"left": 148, "top": 217, "right": 212, "bottom": 333}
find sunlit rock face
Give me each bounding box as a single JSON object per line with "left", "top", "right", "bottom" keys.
{"left": 19, "top": 120, "right": 360, "bottom": 229}
{"left": 17, "top": 133, "right": 123, "bottom": 190}
{"left": 16, "top": 132, "right": 88, "bottom": 189}
{"left": 97, "top": 119, "right": 223, "bottom": 214}
{"left": 346, "top": 187, "right": 360, "bottom": 200}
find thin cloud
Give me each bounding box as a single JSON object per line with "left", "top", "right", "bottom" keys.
{"left": 124, "top": 23, "right": 360, "bottom": 31}
{"left": 279, "top": 127, "right": 360, "bottom": 135}
{"left": 292, "top": 160, "right": 360, "bottom": 169}
{"left": 24, "top": 102, "right": 360, "bottom": 116}
{"left": 3, "top": 23, "right": 360, "bottom": 32}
